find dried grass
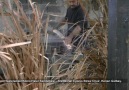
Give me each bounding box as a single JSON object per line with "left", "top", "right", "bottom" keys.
{"left": 0, "top": 0, "right": 107, "bottom": 90}
{"left": 0, "top": 0, "right": 46, "bottom": 90}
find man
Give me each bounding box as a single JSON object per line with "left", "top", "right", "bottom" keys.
{"left": 53, "top": 0, "right": 88, "bottom": 51}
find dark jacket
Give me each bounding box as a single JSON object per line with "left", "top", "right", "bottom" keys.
{"left": 65, "top": 5, "right": 88, "bottom": 36}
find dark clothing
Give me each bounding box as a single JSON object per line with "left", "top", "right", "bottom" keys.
{"left": 65, "top": 5, "right": 88, "bottom": 36}
{"left": 65, "top": 5, "right": 88, "bottom": 47}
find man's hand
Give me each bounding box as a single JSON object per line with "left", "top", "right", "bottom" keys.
{"left": 63, "top": 25, "right": 81, "bottom": 50}
{"left": 63, "top": 36, "right": 73, "bottom": 50}
{"left": 52, "top": 29, "right": 72, "bottom": 49}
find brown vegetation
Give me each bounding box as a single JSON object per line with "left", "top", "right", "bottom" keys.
{"left": 0, "top": 0, "right": 107, "bottom": 90}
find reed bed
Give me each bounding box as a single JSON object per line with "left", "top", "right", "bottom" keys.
{"left": 0, "top": 0, "right": 107, "bottom": 90}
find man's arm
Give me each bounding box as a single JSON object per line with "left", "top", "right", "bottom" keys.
{"left": 54, "top": 17, "right": 67, "bottom": 30}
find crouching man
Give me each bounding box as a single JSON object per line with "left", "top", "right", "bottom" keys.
{"left": 53, "top": 0, "right": 88, "bottom": 52}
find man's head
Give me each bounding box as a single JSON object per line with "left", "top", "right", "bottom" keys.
{"left": 68, "top": 0, "right": 79, "bottom": 8}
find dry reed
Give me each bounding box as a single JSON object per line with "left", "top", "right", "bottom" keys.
{"left": 0, "top": 0, "right": 47, "bottom": 90}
